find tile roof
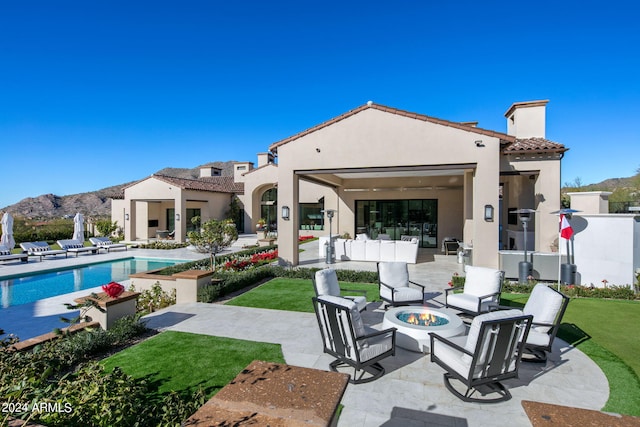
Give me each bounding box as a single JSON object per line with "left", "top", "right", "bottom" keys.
{"left": 504, "top": 137, "right": 568, "bottom": 154}
{"left": 269, "top": 102, "right": 567, "bottom": 155}
{"left": 151, "top": 174, "right": 244, "bottom": 194}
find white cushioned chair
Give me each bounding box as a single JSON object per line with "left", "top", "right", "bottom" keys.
{"left": 313, "top": 268, "right": 368, "bottom": 312}
{"left": 20, "top": 241, "right": 68, "bottom": 261}
{"left": 313, "top": 295, "right": 396, "bottom": 383}
{"left": 430, "top": 309, "right": 532, "bottom": 403}
{"left": 445, "top": 266, "right": 504, "bottom": 316}
{"left": 377, "top": 261, "right": 425, "bottom": 308}
{"left": 506, "top": 284, "right": 570, "bottom": 363}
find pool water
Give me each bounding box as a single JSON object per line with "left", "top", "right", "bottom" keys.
{"left": 0, "top": 258, "right": 184, "bottom": 308}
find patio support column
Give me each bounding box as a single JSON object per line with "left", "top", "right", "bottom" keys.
{"left": 534, "top": 160, "right": 562, "bottom": 252}
{"left": 175, "top": 194, "right": 185, "bottom": 243}
{"left": 277, "top": 169, "right": 299, "bottom": 266}
{"left": 125, "top": 199, "right": 136, "bottom": 242}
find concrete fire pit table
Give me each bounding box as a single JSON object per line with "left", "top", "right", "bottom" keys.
{"left": 382, "top": 306, "right": 466, "bottom": 353}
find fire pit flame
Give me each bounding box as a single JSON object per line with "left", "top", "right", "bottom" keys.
{"left": 397, "top": 310, "right": 449, "bottom": 327}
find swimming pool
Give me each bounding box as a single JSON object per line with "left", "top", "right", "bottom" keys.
{"left": 0, "top": 258, "right": 185, "bottom": 309}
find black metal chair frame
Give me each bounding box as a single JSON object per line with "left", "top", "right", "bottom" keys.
{"left": 377, "top": 262, "right": 425, "bottom": 308}
{"left": 444, "top": 271, "right": 505, "bottom": 316}
{"left": 430, "top": 313, "right": 532, "bottom": 403}
{"left": 313, "top": 296, "right": 396, "bottom": 384}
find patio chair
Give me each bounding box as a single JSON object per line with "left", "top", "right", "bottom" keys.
{"left": 89, "top": 237, "right": 128, "bottom": 252}
{"left": 20, "top": 241, "right": 68, "bottom": 261}
{"left": 313, "top": 295, "right": 396, "bottom": 384}
{"left": 0, "top": 245, "right": 28, "bottom": 263}
{"left": 430, "top": 309, "right": 532, "bottom": 403}
{"left": 497, "top": 283, "right": 570, "bottom": 363}
{"left": 313, "top": 268, "right": 368, "bottom": 312}
{"left": 57, "top": 239, "right": 99, "bottom": 257}
{"left": 445, "top": 266, "right": 504, "bottom": 316}
{"left": 377, "top": 261, "right": 425, "bottom": 308}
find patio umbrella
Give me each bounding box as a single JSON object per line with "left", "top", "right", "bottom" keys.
{"left": 73, "top": 212, "right": 85, "bottom": 242}
{"left": 1, "top": 212, "right": 15, "bottom": 250}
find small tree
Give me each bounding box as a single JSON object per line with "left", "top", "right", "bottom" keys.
{"left": 95, "top": 219, "right": 119, "bottom": 237}
{"left": 187, "top": 216, "right": 238, "bottom": 269}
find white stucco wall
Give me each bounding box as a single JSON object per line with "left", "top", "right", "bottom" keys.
{"left": 566, "top": 214, "right": 640, "bottom": 287}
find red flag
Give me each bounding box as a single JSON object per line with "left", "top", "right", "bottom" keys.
{"left": 560, "top": 214, "right": 574, "bottom": 240}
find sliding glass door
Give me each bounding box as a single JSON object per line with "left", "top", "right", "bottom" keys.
{"left": 355, "top": 199, "right": 438, "bottom": 248}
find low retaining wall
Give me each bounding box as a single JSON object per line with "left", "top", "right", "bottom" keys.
{"left": 499, "top": 251, "right": 568, "bottom": 281}
{"left": 129, "top": 269, "right": 215, "bottom": 304}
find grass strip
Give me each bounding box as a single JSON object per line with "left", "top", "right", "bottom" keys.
{"left": 500, "top": 293, "right": 640, "bottom": 417}
{"left": 224, "top": 277, "right": 380, "bottom": 312}
{"left": 101, "top": 331, "right": 285, "bottom": 398}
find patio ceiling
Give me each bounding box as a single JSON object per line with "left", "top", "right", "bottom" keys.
{"left": 296, "top": 164, "right": 474, "bottom": 189}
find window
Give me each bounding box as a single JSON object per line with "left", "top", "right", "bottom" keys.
{"left": 299, "top": 202, "right": 324, "bottom": 230}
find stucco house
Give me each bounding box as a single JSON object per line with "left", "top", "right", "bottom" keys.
{"left": 113, "top": 100, "right": 568, "bottom": 270}
{"left": 111, "top": 167, "right": 243, "bottom": 243}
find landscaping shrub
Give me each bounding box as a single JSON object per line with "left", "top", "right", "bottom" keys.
{"left": 451, "top": 275, "right": 640, "bottom": 300}
{"left": 0, "top": 317, "right": 202, "bottom": 427}
{"left": 130, "top": 282, "right": 177, "bottom": 313}
{"left": 158, "top": 245, "right": 279, "bottom": 275}
{"left": 137, "top": 241, "right": 189, "bottom": 250}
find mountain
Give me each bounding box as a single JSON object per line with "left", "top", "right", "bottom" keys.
{"left": 1, "top": 161, "right": 238, "bottom": 219}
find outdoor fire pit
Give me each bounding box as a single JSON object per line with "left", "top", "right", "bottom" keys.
{"left": 382, "top": 306, "right": 465, "bottom": 353}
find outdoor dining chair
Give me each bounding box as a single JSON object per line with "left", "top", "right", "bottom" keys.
{"left": 430, "top": 309, "right": 532, "bottom": 403}
{"left": 313, "top": 295, "right": 396, "bottom": 384}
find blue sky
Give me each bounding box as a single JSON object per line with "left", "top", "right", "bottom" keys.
{"left": 1, "top": 1, "right": 638, "bottom": 210}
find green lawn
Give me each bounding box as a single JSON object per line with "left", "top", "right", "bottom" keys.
{"left": 500, "top": 293, "right": 640, "bottom": 416}
{"left": 224, "top": 277, "right": 380, "bottom": 312}
{"left": 101, "top": 331, "right": 285, "bottom": 398}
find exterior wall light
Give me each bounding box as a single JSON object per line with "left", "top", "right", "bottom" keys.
{"left": 281, "top": 205, "right": 290, "bottom": 220}
{"left": 484, "top": 205, "right": 494, "bottom": 222}
{"left": 175, "top": 213, "right": 180, "bottom": 221}
{"left": 125, "top": 213, "right": 129, "bottom": 221}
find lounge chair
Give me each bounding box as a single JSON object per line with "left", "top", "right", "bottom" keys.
{"left": 313, "top": 268, "right": 368, "bottom": 312}
{"left": 57, "top": 239, "right": 99, "bottom": 257}
{"left": 20, "top": 241, "right": 67, "bottom": 261}
{"left": 377, "top": 261, "right": 425, "bottom": 308}
{"left": 430, "top": 309, "right": 532, "bottom": 403}
{"left": 0, "top": 245, "right": 28, "bottom": 263}
{"left": 445, "top": 266, "right": 504, "bottom": 316}
{"left": 89, "top": 237, "right": 128, "bottom": 252}
{"left": 313, "top": 295, "right": 396, "bottom": 384}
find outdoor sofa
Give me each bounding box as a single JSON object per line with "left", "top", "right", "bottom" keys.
{"left": 329, "top": 235, "right": 420, "bottom": 264}
{"left": 20, "top": 241, "right": 68, "bottom": 261}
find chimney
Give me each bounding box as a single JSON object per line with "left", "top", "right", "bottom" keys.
{"left": 233, "top": 161, "right": 254, "bottom": 182}
{"left": 199, "top": 166, "right": 222, "bottom": 178}
{"left": 257, "top": 152, "right": 275, "bottom": 168}
{"left": 504, "top": 100, "right": 548, "bottom": 138}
